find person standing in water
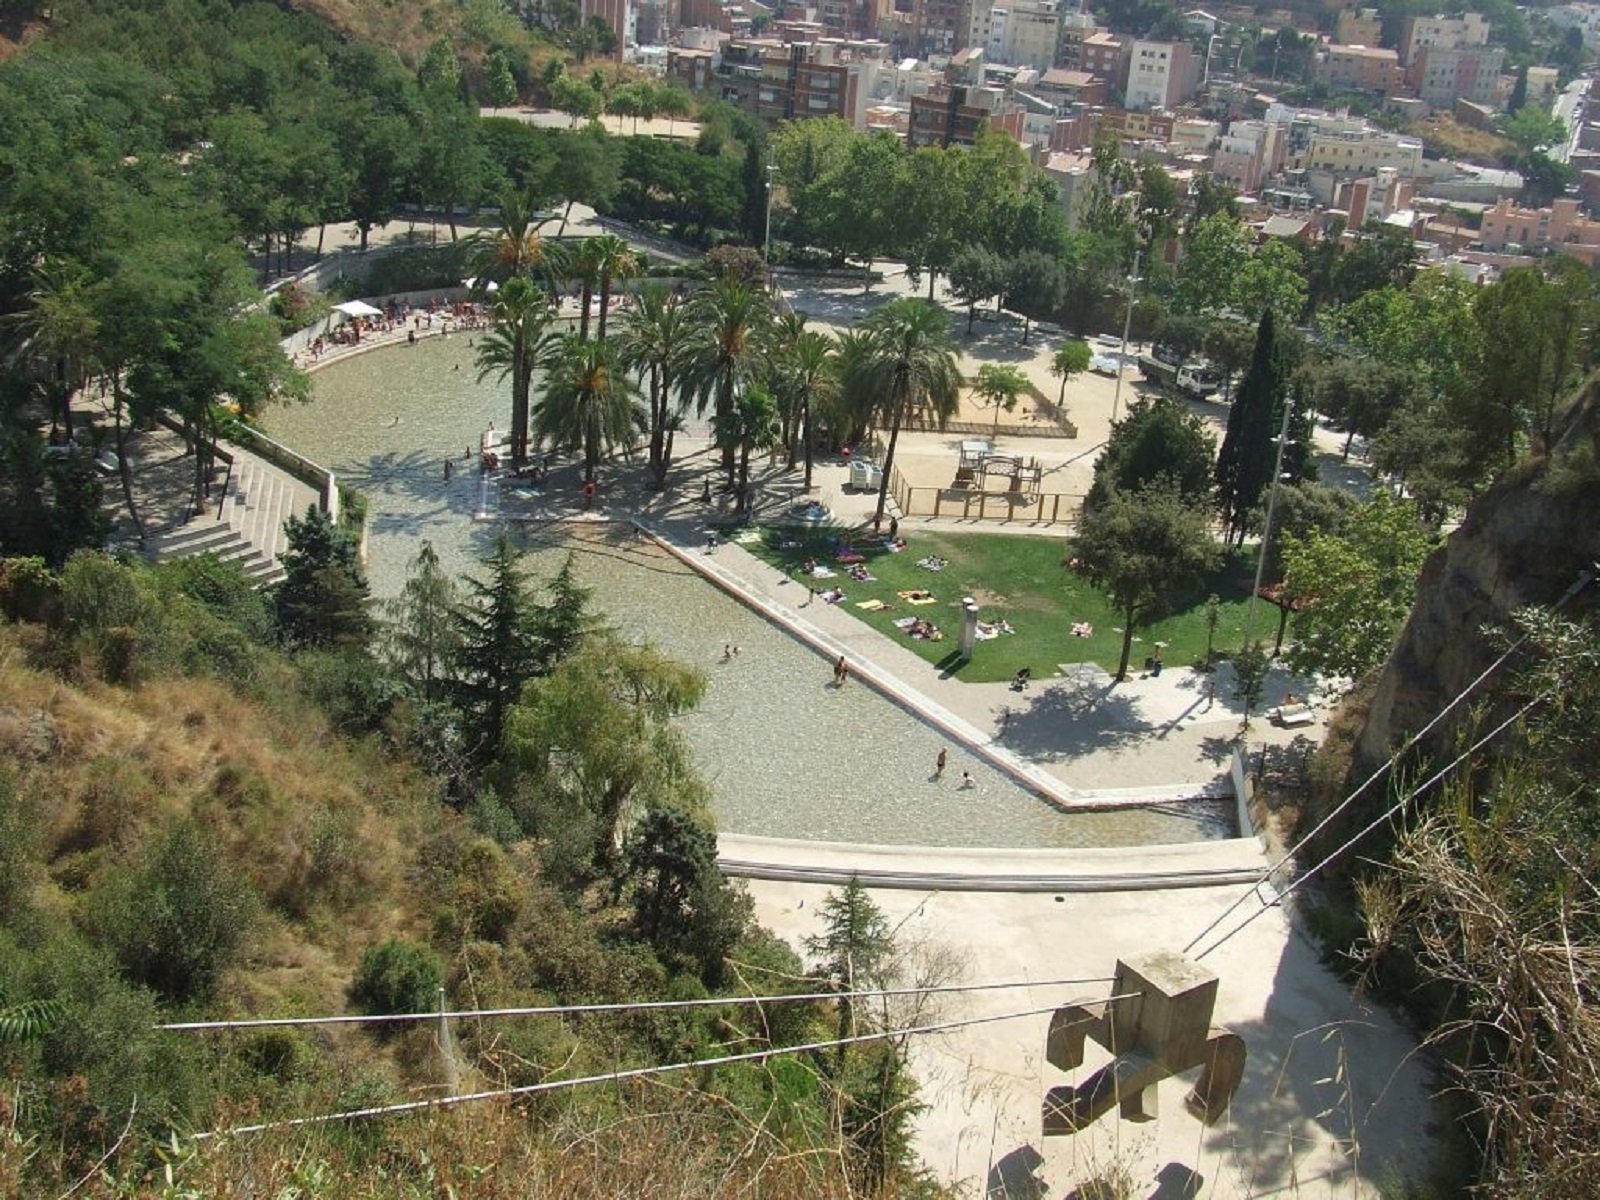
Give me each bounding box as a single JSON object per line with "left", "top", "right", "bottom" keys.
{"left": 935, "top": 748, "right": 947, "bottom": 779}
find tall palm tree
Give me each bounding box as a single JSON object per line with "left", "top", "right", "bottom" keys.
{"left": 678, "top": 280, "right": 770, "bottom": 486}
{"left": 588, "top": 233, "right": 641, "bottom": 342}
{"left": 842, "top": 298, "right": 961, "bottom": 525}
{"left": 5, "top": 260, "right": 100, "bottom": 442}
{"left": 535, "top": 334, "right": 644, "bottom": 485}
{"left": 618, "top": 283, "right": 692, "bottom": 487}
{"left": 713, "top": 382, "right": 780, "bottom": 513}
{"left": 570, "top": 238, "right": 603, "bottom": 342}
{"left": 774, "top": 330, "right": 836, "bottom": 493}
{"left": 475, "top": 188, "right": 548, "bottom": 283}
{"left": 476, "top": 277, "right": 555, "bottom": 466}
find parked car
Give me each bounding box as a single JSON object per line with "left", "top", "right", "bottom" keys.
{"left": 1089, "top": 354, "right": 1121, "bottom": 376}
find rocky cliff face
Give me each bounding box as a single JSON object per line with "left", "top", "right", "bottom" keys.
{"left": 1351, "top": 380, "right": 1600, "bottom": 783}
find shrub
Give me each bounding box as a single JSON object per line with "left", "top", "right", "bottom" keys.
{"left": 349, "top": 939, "right": 443, "bottom": 1018}
{"left": 98, "top": 817, "right": 260, "bottom": 1004}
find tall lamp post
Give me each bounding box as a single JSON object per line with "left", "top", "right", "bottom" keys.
{"left": 1241, "top": 390, "right": 1297, "bottom": 652}
{"left": 762, "top": 161, "right": 777, "bottom": 282}
{"left": 1110, "top": 247, "right": 1142, "bottom": 426}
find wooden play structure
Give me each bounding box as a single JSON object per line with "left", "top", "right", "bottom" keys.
{"left": 950, "top": 441, "right": 1043, "bottom": 498}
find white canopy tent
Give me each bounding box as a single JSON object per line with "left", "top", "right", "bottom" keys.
{"left": 462, "top": 277, "right": 500, "bottom": 293}
{"left": 331, "top": 300, "right": 383, "bottom": 318}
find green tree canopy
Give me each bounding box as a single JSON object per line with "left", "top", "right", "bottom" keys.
{"left": 1281, "top": 491, "right": 1433, "bottom": 682}
{"left": 1071, "top": 483, "right": 1222, "bottom": 682}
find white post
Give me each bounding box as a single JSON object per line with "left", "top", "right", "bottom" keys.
{"left": 1111, "top": 248, "right": 1142, "bottom": 426}
{"left": 1241, "top": 390, "right": 1296, "bottom": 653}
{"left": 763, "top": 161, "right": 777, "bottom": 285}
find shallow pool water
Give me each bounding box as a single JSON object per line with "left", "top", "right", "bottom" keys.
{"left": 265, "top": 339, "right": 1233, "bottom": 848}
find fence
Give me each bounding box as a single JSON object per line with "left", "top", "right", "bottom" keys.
{"left": 887, "top": 464, "right": 1082, "bottom": 525}
{"left": 902, "top": 415, "right": 1078, "bottom": 440}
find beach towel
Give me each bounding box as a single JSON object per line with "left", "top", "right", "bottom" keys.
{"left": 856, "top": 599, "right": 891, "bottom": 611}
{"left": 897, "top": 590, "right": 936, "bottom": 605}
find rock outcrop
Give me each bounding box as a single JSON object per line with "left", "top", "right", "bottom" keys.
{"left": 1350, "top": 379, "right": 1600, "bottom": 787}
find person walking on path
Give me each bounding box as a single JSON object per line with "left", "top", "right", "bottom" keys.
{"left": 935, "top": 748, "right": 947, "bottom": 779}
{"left": 1202, "top": 679, "right": 1216, "bottom": 711}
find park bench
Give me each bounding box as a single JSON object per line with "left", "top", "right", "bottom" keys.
{"left": 1268, "top": 703, "right": 1315, "bottom": 728}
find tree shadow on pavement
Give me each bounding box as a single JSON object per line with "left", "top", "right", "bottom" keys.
{"left": 996, "top": 674, "right": 1146, "bottom": 760}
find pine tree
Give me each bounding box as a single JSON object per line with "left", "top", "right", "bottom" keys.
{"left": 1215, "top": 307, "right": 1284, "bottom": 541}
{"left": 805, "top": 877, "right": 894, "bottom": 1073}
{"left": 531, "top": 551, "right": 593, "bottom": 672}
{"left": 275, "top": 507, "right": 372, "bottom": 649}
{"left": 383, "top": 541, "right": 460, "bottom": 700}
{"left": 451, "top": 534, "right": 540, "bottom": 757}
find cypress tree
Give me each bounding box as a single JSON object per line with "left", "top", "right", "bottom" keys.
{"left": 1215, "top": 308, "right": 1284, "bottom": 541}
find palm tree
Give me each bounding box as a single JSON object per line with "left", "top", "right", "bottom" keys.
{"left": 618, "top": 284, "right": 691, "bottom": 487}
{"left": 842, "top": 298, "right": 961, "bottom": 525}
{"left": 476, "top": 277, "right": 555, "bottom": 466}
{"left": 5, "top": 259, "right": 100, "bottom": 442}
{"left": 587, "top": 233, "right": 641, "bottom": 342}
{"left": 678, "top": 280, "right": 770, "bottom": 486}
{"left": 476, "top": 188, "right": 548, "bottom": 283}
{"left": 713, "top": 382, "right": 780, "bottom": 513}
{"left": 535, "top": 334, "right": 644, "bottom": 485}
{"left": 774, "top": 330, "right": 837, "bottom": 492}
{"left": 570, "top": 238, "right": 603, "bottom": 342}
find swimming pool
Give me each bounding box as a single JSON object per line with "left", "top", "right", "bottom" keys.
{"left": 265, "top": 338, "right": 1233, "bottom": 848}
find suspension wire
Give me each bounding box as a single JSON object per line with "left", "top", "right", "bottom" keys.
{"left": 189, "top": 990, "right": 1139, "bottom": 1141}
{"left": 157, "top": 974, "right": 1119, "bottom": 1032}
{"left": 1191, "top": 699, "right": 1539, "bottom": 962}
{"left": 1182, "top": 568, "right": 1592, "bottom": 958}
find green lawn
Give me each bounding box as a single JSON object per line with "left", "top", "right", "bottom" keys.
{"left": 743, "top": 526, "right": 1262, "bottom": 682}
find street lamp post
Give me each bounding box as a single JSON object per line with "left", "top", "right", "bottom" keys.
{"left": 1110, "top": 247, "right": 1142, "bottom": 426}
{"left": 762, "top": 162, "right": 777, "bottom": 279}
{"left": 1241, "top": 390, "right": 1297, "bottom": 653}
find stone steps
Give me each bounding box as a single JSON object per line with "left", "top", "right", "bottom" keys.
{"left": 149, "top": 450, "right": 312, "bottom": 590}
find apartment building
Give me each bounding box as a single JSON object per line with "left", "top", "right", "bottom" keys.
{"left": 1079, "top": 30, "right": 1132, "bottom": 91}
{"left": 582, "top": 0, "right": 636, "bottom": 57}
{"left": 1033, "top": 67, "right": 1105, "bottom": 106}
{"left": 1411, "top": 43, "right": 1504, "bottom": 107}
{"left": 1548, "top": 3, "right": 1600, "bottom": 49}
{"left": 815, "top": 0, "right": 876, "bottom": 38}
{"left": 1335, "top": 6, "right": 1382, "bottom": 47}
{"left": 1338, "top": 167, "right": 1415, "bottom": 226}
{"left": 907, "top": 82, "right": 1024, "bottom": 145}
{"left": 1399, "top": 12, "right": 1488, "bottom": 64}
{"left": 666, "top": 46, "right": 717, "bottom": 90}
{"left": 1480, "top": 196, "right": 1600, "bottom": 264}
{"left": 1304, "top": 125, "right": 1423, "bottom": 177}
{"left": 1005, "top": 0, "right": 1066, "bottom": 70}
{"left": 1318, "top": 44, "right": 1404, "bottom": 95}
{"left": 1040, "top": 149, "right": 1095, "bottom": 227}
{"left": 712, "top": 37, "right": 886, "bottom": 126}
{"left": 1125, "top": 39, "right": 1199, "bottom": 110}
{"left": 1211, "top": 119, "right": 1286, "bottom": 192}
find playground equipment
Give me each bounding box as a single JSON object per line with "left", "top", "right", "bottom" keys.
{"left": 950, "top": 441, "right": 1042, "bottom": 497}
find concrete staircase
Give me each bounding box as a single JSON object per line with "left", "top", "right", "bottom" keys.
{"left": 151, "top": 450, "right": 319, "bottom": 588}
